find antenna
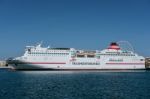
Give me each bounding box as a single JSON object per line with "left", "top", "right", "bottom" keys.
{"left": 39, "top": 41, "right": 43, "bottom": 45}
{"left": 47, "top": 45, "right": 50, "bottom": 48}
{"left": 36, "top": 41, "right": 43, "bottom": 47}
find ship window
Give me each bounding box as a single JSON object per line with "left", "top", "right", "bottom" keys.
{"left": 77, "top": 55, "right": 85, "bottom": 58}
{"left": 97, "top": 56, "right": 100, "bottom": 58}
{"left": 87, "top": 55, "right": 95, "bottom": 58}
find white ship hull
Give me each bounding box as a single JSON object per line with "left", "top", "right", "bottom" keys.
{"left": 11, "top": 63, "right": 145, "bottom": 70}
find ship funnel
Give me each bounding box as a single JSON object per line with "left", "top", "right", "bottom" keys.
{"left": 108, "top": 42, "right": 120, "bottom": 50}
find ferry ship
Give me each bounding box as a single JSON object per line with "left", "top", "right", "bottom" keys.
{"left": 7, "top": 42, "right": 145, "bottom": 70}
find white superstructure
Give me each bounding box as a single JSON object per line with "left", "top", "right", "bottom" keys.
{"left": 7, "top": 42, "right": 145, "bottom": 70}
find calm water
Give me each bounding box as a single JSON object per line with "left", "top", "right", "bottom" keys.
{"left": 0, "top": 70, "right": 150, "bottom": 99}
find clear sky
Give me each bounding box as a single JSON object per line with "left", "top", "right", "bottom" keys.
{"left": 0, "top": 0, "right": 150, "bottom": 59}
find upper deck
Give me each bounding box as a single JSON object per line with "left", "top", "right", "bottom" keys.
{"left": 23, "top": 42, "right": 141, "bottom": 58}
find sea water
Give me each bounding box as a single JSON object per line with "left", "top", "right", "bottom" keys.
{"left": 0, "top": 70, "right": 150, "bottom": 99}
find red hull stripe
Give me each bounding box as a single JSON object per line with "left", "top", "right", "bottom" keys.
{"left": 19, "top": 62, "right": 66, "bottom": 64}
{"left": 106, "top": 63, "right": 144, "bottom": 65}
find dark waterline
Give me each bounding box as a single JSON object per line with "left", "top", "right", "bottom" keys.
{"left": 0, "top": 70, "right": 150, "bottom": 99}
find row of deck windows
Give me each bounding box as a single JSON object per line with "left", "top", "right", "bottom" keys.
{"left": 28, "top": 53, "right": 69, "bottom": 56}
{"left": 100, "top": 54, "right": 135, "bottom": 56}
{"left": 27, "top": 52, "right": 135, "bottom": 57}
{"left": 30, "top": 50, "right": 68, "bottom": 53}
{"left": 72, "top": 62, "right": 100, "bottom": 65}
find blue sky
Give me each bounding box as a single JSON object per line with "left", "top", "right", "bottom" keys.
{"left": 0, "top": 0, "right": 150, "bottom": 59}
